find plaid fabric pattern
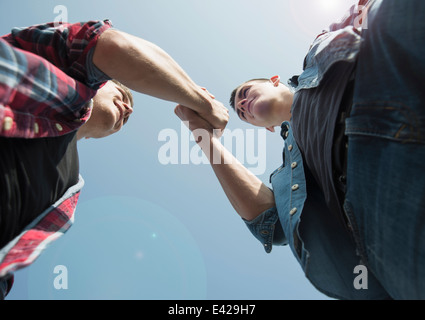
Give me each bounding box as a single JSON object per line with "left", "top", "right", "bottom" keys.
{"left": 0, "top": 21, "right": 112, "bottom": 278}
{"left": 0, "top": 176, "right": 84, "bottom": 278}
{"left": 0, "top": 38, "right": 96, "bottom": 138}
{"left": 0, "top": 20, "right": 113, "bottom": 138}
{"left": 2, "top": 20, "right": 113, "bottom": 89}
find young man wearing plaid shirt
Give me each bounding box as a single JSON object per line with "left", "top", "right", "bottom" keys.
{"left": 0, "top": 20, "right": 229, "bottom": 299}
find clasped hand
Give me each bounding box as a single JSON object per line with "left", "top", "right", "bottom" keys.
{"left": 175, "top": 87, "right": 228, "bottom": 143}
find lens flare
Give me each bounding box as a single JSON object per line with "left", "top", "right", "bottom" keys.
{"left": 319, "top": 0, "right": 340, "bottom": 11}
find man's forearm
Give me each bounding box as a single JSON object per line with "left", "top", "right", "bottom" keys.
{"left": 201, "top": 136, "right": 276, "bottom": 221}
{"left": 93, "top": 30, "right": 214, "bottom": 114}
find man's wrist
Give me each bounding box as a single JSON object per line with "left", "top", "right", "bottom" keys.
{"left": 187, "top": 85, "right": 214, "bottom": 115}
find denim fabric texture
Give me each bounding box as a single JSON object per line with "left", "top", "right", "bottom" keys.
{"left": 244, "top": 0, "right": 424, "bottom": 299}
{"left": 246, "top": 122, "right": 390, "bottom": 300}
{"left": 345, "top": 0, "right": 425, "bottom": 299}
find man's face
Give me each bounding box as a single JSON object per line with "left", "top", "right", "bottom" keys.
{"left": 233, "top": 80, "right": 286, "bottom": 129}
{"left": 82, "top": 81, "right": 133, "bottom": 139}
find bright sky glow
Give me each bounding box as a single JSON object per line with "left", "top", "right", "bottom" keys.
{"left": 289, "top": 0, "right": 358, "bottom": 37}
{"left": 319, "top": 0, "right": 342, "bottom": 10}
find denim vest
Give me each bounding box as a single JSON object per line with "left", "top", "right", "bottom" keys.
{"left": 244, "top": 0, "right": 391, "bottom": 300}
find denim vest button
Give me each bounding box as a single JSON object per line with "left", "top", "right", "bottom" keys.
{"left": 292, "top": 184, "right": 299, "bottom": 191}
{"left": 288, "top": 144, "right": 293, "bottom": 151}
{"left": 290, "top": 208, "right": 298, "bottom": 216}
{"left": 261, "top": 230, "right": 269, "bottom": 235}
{"left": 291, "top": 162, "right": 298, "bottom": 169}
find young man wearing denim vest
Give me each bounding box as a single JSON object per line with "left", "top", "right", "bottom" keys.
{"left": 176, "top": 0, "right": 425, "bottom": 300}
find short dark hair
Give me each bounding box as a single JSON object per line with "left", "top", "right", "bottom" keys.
{"left": 229, "top": 78, "right": 270, "bottom": 111}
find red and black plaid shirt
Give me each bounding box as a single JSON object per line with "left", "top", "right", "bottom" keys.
{"left": 0, "top": 20, "right": 113, "bottom": 138}
{"left": 0, "top": 20, "right": 112, "bottom": 278}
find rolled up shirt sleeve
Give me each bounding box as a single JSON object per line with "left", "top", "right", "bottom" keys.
{"left": 243, "top": 206, "right": 288, "bottom": 253}
{"left": 0, "top": 38, "right": 96, "bottom": 138}
{"left": 1, "top": 20, "right": 113, "bottom": 89}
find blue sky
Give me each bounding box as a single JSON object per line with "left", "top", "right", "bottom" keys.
{"left": 1, "top": 0, "right": 357, "bottom": 300}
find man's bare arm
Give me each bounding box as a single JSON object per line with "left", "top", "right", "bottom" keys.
{"left": 175, "top": 105, "right": 275, "bottom": 221}
{"left": 93, "top": 29, "right": 228, "bottom": 130}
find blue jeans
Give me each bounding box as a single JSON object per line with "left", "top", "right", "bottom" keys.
{"left": 345, "top": 0, "right": 425, "bottom": 299}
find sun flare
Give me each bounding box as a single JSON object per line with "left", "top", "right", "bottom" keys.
{"left": 319, "top": 0, "right": 339, "bottom": 10}
{"left": 288, "top": 0, "right": 358, "bottom": 38}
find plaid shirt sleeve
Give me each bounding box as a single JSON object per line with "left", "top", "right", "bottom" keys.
{"left": 0, "top": 38, "right": 97, "bottom": 138}
{"left": 1, "top": 20, "right": 113, "bottom": 89}
{"left": 0, "top": 20, "right": 113, "bottom": 138}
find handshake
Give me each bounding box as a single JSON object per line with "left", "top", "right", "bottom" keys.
{"left": 174, "top": 87, "right": 229, "bottom": 143}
